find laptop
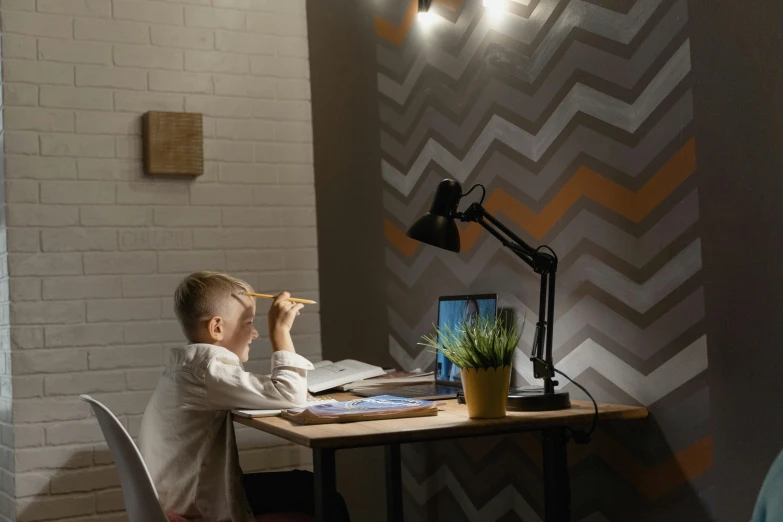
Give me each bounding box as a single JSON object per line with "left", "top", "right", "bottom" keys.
{"left": 352, "top": 294, "right": 498, "bottom": 400}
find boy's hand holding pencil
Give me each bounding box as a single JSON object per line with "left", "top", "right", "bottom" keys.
{"left": 265, "top": 292, "right": 304, "bottom": 354}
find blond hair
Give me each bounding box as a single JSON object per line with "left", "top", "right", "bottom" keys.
{"left": 173, "top": 271, "right": 253, "bottom": 341}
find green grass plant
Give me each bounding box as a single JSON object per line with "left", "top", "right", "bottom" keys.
{"left": 419, "top": 314, "right": 524, "bottom": 370}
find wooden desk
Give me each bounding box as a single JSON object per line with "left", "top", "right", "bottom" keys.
{"left": 234, "top": 394, "right": 648, "bottom": 522}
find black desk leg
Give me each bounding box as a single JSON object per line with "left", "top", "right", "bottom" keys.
{"left": 385, "top": 444, "right": 403, "bottom": 522}
{"left": 542, "top": 428, "right": 571, "bottom": 522}
{"left": 314, "top": 448, "right": 337, "bottom": 522}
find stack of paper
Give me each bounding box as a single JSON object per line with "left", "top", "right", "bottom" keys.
{"left": 336, "top": 371, "right": 434, "bottom": 391}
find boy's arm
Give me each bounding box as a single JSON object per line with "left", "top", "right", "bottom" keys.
{"left": 267, "top": 291, "right": 303, "bottom": 353}
{"left": 204, "top": 351, "right": 314, "bottom": 410}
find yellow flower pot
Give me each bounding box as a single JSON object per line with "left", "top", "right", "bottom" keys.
{"left": 460, "top": 365, "right": 512, "bottom": 419}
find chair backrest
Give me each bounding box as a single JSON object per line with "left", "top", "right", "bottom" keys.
{"left": 80, "top": 395, "right": 168, "bottom": 522}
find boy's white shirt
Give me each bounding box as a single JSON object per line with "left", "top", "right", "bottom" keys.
{"left": 139, "top": 343, "right": 314, "bottom": 522}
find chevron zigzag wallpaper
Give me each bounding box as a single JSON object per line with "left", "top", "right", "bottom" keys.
{"left": 373, "top": 0, "right": 711, "bottom": 519}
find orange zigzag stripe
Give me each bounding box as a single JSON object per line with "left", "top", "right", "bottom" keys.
{"left": 375, "top": 0, "right": 462, "bottom": 47}
{"left": 385, "top": 138, "right": 696, "bottom": 257}
{"left": 516, "top": 431, "right": 713, "bottom": 501}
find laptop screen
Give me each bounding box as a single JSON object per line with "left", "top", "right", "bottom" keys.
{"left": 435, "top": 294, "right": 497, "bottom": 384}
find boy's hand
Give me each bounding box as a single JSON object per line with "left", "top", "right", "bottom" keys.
{"left": 268, "top": 292, "right": 303, "bottom": 352}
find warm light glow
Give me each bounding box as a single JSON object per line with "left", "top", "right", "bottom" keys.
{"left": 417, "top": 10, "right": 434, "bottom": 25}
{"left": 483, "top": 0, "right": 507, "bottom": 13}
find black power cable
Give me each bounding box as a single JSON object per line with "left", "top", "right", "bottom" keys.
{"left": 553, "top": 368, "right": 598, "bottom": 444}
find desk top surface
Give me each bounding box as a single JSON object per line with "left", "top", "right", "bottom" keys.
{"left": 233, "top": 393, "right": 648, "bottom": 449}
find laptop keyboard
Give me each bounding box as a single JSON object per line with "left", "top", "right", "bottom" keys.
{"left": 366, "top": 384, "right": 461, "bottom": 398}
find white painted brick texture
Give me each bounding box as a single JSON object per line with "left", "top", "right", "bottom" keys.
{"left": 0, "top": 4, "right": 12, "bottom": 521}
{"left": 0, "top": 0, "right": 316, "bottom": 519}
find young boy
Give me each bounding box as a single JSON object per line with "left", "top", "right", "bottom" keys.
{"left": 139, "top": 271, "right": 350, "bottom": 521}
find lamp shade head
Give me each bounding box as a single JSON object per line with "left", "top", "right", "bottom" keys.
{"left": 405, "top": 179, "right": 462, "bottom": 252}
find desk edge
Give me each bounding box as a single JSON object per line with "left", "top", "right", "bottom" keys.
{"left": 233, "top": 406, "right": 649, "bottom": 449}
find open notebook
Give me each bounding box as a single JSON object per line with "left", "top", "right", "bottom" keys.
{"left": 307, "top": 359, "right": 386, "bottom": 393}
{"left": 233, "top": 395, "right": 336, "bottom": 418}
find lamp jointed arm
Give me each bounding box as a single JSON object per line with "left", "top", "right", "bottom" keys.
{"left": 457, "top": 202, "right": 558, "bottom": 393}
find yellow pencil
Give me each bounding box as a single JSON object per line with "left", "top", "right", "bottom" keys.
{"left": 238, "top": 292, "right": 317, "bottom": 305}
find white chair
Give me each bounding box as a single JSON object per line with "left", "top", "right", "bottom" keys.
{"left": 80, "top": 395, "right": 168, "bottom": 522}
{"left": 82, "top": 395, "right": 314, "bottom": 522}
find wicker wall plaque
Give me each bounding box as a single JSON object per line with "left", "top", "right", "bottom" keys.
{"left": 143, "top": 111, "right": 203, "bottom": 176}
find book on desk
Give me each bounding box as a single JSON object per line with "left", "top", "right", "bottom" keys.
{"left": 307, "top": 359, "right": 387, "bottom": 393}
{"left": 235, "top": 395, "right": 438, "bottom": 424}
{"left": 308, "top": 359, "right": 432, "bottom": 393}
{"left": 280, "top": 395, "right": 438, "bottom": 425}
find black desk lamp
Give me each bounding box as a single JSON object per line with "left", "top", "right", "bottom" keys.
{"left": 406, "top": 179, "right": 570, "bottom": 411}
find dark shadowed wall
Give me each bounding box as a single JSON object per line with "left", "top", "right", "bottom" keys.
{"left": 308, "top": 0, "right": 394, "bottom": 370}
{"left": 690, "top": 0, "right": 783, "bottom": 520}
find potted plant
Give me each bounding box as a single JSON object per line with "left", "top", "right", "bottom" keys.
{"left": 420, "top": 314, "right": 523, "bottom": 418}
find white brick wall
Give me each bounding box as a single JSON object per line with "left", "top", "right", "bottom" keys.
{"left": 0, "top": 0, "right": 317, "bottom": 520}
{"left": 0, "top": 8, "right": 14, "bottom": 519}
